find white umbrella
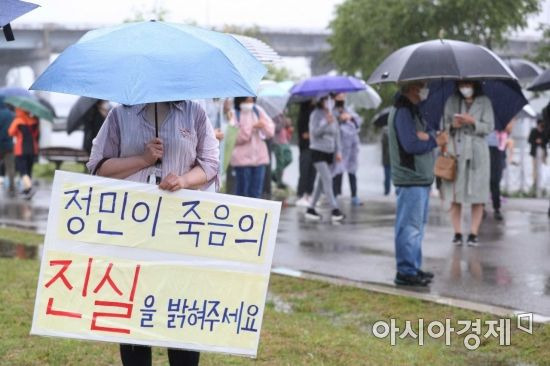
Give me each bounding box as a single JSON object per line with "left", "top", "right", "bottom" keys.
{"left": 345, "top": 84, "right": 382, "bottom": 110}
{"left": 231, "top": 34, "right": 281, "bottom": 65}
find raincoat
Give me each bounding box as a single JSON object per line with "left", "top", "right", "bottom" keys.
{"left": 441, "top": 94, "right": 494, "bottom": 204}
{"left": 332, "top": 106, "right": 362, "bottom": 175}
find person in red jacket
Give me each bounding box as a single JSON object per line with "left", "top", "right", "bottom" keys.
{"left": 8, "top": 108, "right": 39, "bottom": 197}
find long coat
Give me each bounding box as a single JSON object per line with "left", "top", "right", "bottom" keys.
{"left": 332, "top": 106, "right": 362, "bottom": 175}
{"left": 441, "top": 94, "right": 494, "bottom": 204}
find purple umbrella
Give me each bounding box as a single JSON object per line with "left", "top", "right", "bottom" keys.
{"left": 290, "top": 75, "right": 366, "bottom": 97}
{"left": 0, "top": 86, "right": 33, "bottom": 98}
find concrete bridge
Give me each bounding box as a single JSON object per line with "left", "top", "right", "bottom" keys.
{"left": 0, "top": 24, "right": 542, "bottom": 84}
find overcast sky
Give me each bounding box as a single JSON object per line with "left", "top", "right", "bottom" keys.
{"left": 14, "top": 0, "right": 550, "bottom": 36}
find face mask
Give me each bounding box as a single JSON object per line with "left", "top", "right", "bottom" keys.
{"left": 459, "top": 86, "right": 474, "bottom": 98}
{"left": 418, "top": 86, "right": 429, "bottom": 101}
{"left": 240, "top": 102, "right": 254, "bottom": 111}
{"left": 335, "top": 100, "right": 345, "bottom": 108}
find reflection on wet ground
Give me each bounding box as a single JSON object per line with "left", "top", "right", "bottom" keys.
{"left": 275, "top": 197, "right": 550, "bottom": 316}
{"left": 0, "top": 239, "right": 38, "bottom": 259}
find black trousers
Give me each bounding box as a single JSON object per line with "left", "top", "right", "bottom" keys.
{"left": 489, "top": 147, "right": 505, "bottom": 211}
{"left": 120, "top": 345, "right": 200, "bottom": 366}
{"left": 333, "top": 173, "right": 357, "bottom": 197}
{"left": 297, "top": 148, "right": 317, "bottom": 197}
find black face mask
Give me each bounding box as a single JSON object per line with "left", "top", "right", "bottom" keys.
{"left": 335, "top": 100, "right": 345, "bottom": 108}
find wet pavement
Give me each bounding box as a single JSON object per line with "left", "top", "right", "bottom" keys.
{"left": 1, "top": 145, "right": 549, "bottom": 316}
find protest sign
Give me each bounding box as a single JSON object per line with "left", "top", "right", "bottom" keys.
{"left": 31, "top": 171, "right": 281, "bottom": 357}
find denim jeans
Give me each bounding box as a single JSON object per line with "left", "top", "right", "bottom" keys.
{"left": 394, "top": 186, "right": 430, "bottom": 276}
{"left": 234, "top": 165, "right": 266, "bottom": 198}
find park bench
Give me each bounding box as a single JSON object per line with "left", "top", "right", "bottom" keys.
{"left": 39, "top": 146, "right": 89, "bottom": 170}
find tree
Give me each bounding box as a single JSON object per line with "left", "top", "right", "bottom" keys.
{"left": 534, "top": 25, "right": 550, "bottom": 67}
{"left": 329, "top": 0, "right": 540, "bottom": 81}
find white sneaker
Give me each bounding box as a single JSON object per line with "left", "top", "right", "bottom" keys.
{"left": 295, "top": 196, "right": 310, "bottom": 207}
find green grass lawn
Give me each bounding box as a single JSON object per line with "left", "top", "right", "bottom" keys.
{"left": 1, "top": 230, "right": 549, "bottom": 365}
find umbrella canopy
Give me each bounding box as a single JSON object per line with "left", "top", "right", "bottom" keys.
{"left": 0, "top": 86, "right": 33, "bottom": 98}
{"left": 37, "top": 97, "right": 56, "bottom": 118}
{"left": 367, "top": 39, "right": 516, "bottom": 84}
{"left": 231, "top": 34, "right": 281, "bottom": 64}
{"left": 257, "top": 81, "right": 290, "bottom": 118}
{"left": 420, "top": 80, "right": 527, "bottom": 131}
{"left": 527, "top": 69, "right": 550, "bottom": 92}
{"left": 1, "top": 0, "right": 39, "bottom": 41}
{"left": 31, "top": 20, "right": 267, "bottom": 105}
{"left": 345, "top": 85, "right": 382, "bottom": 110}
{"left": 371, "top": 107, "right": 391, "bottom": 127}
{"left": 66, "top": 96, "right": 98, "bottom": 133}
{"left": 504, "top": 58, "right": 542, "bottom": 82}
{"left": 291, "top": 75, "right": 366, "bottom": 97}
{"left": 4, "top": 96, "right": 54, "bottom": 121}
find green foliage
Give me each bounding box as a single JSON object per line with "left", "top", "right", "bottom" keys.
{"left": 534, "top": 25, "right": 550, "bottom": 67}
{"left": 124, "top": 1, "right": 170, "bottom": 22}
{"left": 265, "top": 64, "right": 297, "bottom": 82}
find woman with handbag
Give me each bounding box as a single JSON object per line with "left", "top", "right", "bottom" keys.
{"left": 440, "top": 81, "right": 494, "bottom": 246}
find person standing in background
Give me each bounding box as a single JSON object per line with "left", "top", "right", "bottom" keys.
{"left": 0, "top": 97, "right": 16, "bottom": 197}
{"left": 332, "top": 92, "right": 363, "bottom": 206}
{"left": 441, "top": 81, "right": 494, "bottom": 247}
{"left": 388, "top": 81, "right": 447, "bottom": 286}
{"left": 229, "top": 97, "right": 275, "bottom": 198}
{"left": 528, "top": 119, "right": 548, "bottom": 197}
{"left": 305, "top": 95, "right": 345, "bottom": 222}
{"left": 272, "top": 113, "right": 293, "bottom": 189}
{"left": 487, "top": 125, "right": 509, "bottom": 221}
{"left": 296, "top": 100, "right": 316, "bottom": 207}
{"left": 82, "top": 100, "right": 111, "bottom": 155}
{"left": 8, "top": 107, "right": 39, "bottom": 199}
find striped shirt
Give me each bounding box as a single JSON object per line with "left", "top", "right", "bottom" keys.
{"left": 87, "top": 101, "right": 219, "bottom": 189}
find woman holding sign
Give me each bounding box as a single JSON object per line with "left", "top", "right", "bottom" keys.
{"left": 88, "top": 101, "right": 219, "bottom": 366}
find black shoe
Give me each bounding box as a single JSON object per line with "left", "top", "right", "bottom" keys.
{"left": 305, "top": 208, "right": 321, "bottom": 221}
{"left": 331, "top": 209, "right": 345, "bottom": 222}
{"left": 417, "top": 269, "right": 434, "bottom": 280}
{"left": 467, "top": 234, "right": 478, "bottom": 247}
{"left": 494, "top": 210, "right": 504, "bottom": 221}
{"left": 452, "top": 233, "right": 463, "bottom": 246}
{"left": 394, "top": 272, "right": 430, "bottom": 287}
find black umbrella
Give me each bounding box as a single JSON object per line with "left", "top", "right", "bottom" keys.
{"left": 367, "top": 39, "right": 516, "bottom": 84}
{"left": 371, "top": 107, "right": 391, "bottom": 127}
{"left": 504, "top": 58, "right": 542, "bottom": 82}
{"left": 67, "top": 96, "right": 98, "bottom": 134}
{"left": 527, "top": 69, "right": 550, "bottom": 92}
{"left": 37, "top": 97, "right": 56, "bottom": 118}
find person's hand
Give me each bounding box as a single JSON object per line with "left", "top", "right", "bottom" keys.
{"left": 436, "top": 131, "right": 449, "bottom": 147}
{"left": 253, "top": 118, "right": 266, "bottom": 130}
{"left": 214, "top": 128, "right": 224, "bottom": 141}
{"left": 536, "top": 138, "right": 542, "bottom": 144}
{"left": 452, "top": 114, "right": 463, "bottom": 129}
{"left": 416, "top": 131, "right": 430, "bottom": 141}
{"left": 460, "top": 113, "right": 475, "bottom": 125}
{"left": 142, "top": 138, "right": 163, "bottom": 166}
{"left": 340, "top": 112, "right": 352, "bottom": 121}
{"left": 326, "top": 112, "right": 335, "bottom": 124}
{"left": 302, "top": 132, "right": 309, "bottom": 140}
{"left": 335, "top": 153, "right": 342, "bottom": 162}
{"left": 159, "top": 173, "right": 188, "bottom": 192}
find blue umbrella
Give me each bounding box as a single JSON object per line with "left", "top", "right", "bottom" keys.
{"left": 31, "top": 21, "right": 267, "bottom": 105}
{"left": 0, "top": 86, "right": 33, "bottom": 98}
{"left": 419, "top": 79, "right": 527, "bottom": 131}
{"left": 291, "top": 75, "right": 366, "bottom": 97}
{"left": 1, "top": 0, "right": 39, "bottom": 41}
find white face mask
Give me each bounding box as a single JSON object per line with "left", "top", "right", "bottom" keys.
{"left": 459, "top": 86, "right": 474, "bottom": 98}
{"left": 240, "top": 102, "right": 254, "bottom": 111}
{"left": 418, "top": 86, "right": 429, "bottom": 101}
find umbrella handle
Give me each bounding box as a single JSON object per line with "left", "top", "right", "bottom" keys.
{"left": 154, "top": 102, "right": 162, "bottom": 165}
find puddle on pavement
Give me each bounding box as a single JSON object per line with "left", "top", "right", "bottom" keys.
{"left": 299, "top": 240, "right": 394, "bottom": 257}
{"left": 0, "top": 239, "right": 38, "bottom": 259}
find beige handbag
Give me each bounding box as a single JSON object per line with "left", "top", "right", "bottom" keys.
{"left": 434, "top": 145, "right": 457, "bottom": 182}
